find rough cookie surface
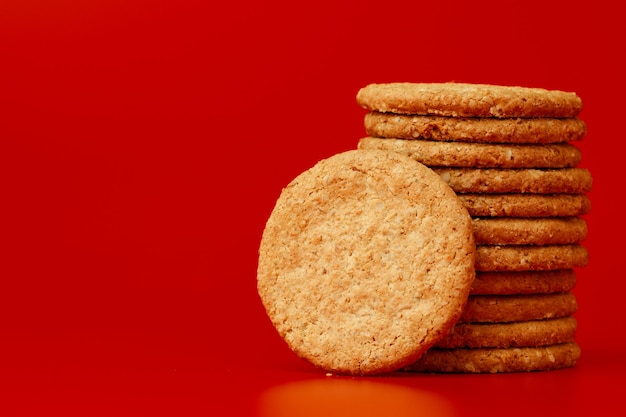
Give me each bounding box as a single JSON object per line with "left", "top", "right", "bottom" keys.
{"left": 470, "top": 269, "right": 577, "bottom": 295}
{"left": 364, "top": 112, "right": 587, "bottom": 143}
{"left": 404, "top": 342, "right": 581, "bottom": 373}
{"left": 257, "top": 149, "right": 475, "bottom": 375}
{"left": 472, "top": 217, "right": 587, "bottom": 245}
{"left": 433, "top": 168, "right": 593, "bottom": 194}
{"left": 358, "top": 137, "right": 582, "bottom": 168}
{"left": 459, "top": 292, "right": 578, "bottom": 323}
{"left": 357, "top": 82, "right": 583, "bottom": 118}
{"left": 435, "top": 316, "right": 577, "bottom": 348}
{"left": 475, "top": 244, "right": 589, "bottom": 271}
{"left": 458, "top": 193, "right": 591, "bottom": 218}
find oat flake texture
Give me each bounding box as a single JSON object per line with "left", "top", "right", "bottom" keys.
{"left": 356, "top": 82, "right": 583, "bottom": 118}
{"left": 257, "top": 149, "right": 475, "bottom": 375}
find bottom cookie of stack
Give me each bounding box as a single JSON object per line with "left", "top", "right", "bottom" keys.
{"left": 403, "top": 342, "right": 581, "bottom": 373}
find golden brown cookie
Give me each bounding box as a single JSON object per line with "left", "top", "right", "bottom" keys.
{"left": 404, "top": 342, "right": 581, "bottom": 373}
{"left": 459, "top": 292, "right": 578, "bottom": 323}
{"left": 472, "top": 217, "right": 587, "bottom": 245}
{"left": 257, "top": 149, "right": 475, "bottom": 376}
{"left": 363, "top": 112, "right": 587, "bottom": 143}
{"left": 475, "top": 244, "right": 589, "bottom": 271}
{"left": 470, "top": 269, "right": 577, "bottom": 295}
{"left": 357, "top": 137, "right": 582, "bottom": 168}
{"left": 458, "top": 193, "right": 591, "bottom": 217}
{"left": 356, "top": 82, "right": 583, "bottom": 118}
{"left": 434, "top": 167, "right": 593, "bottom": 194}
{"left": 435, "top": 316, "right": 577, "bottom": 348}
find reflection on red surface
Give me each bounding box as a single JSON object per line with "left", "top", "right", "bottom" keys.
{"left": 257, "top": 377, "right": 457, "bottom": 417}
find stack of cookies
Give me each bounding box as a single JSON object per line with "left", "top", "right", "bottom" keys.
{"left": 356, "top": 82, "right": 591, "bottom": 373}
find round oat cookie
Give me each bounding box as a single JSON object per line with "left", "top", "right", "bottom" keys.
{"left": 364, "top": 112, "right": 587, "bottom": 143}
{"left": 459, "top": 292, "right": 578, "bottom": 323}
{"left": 458, "top": 193, "right": 591, "bottom": 217}
{"left": 470, "top": 269, "right": 577, "bottom": 295}
{"left": 358, "top": 137, "right": 582, "bottom": 169}
{"left": 404, "top": 342, "right": 581, "bottom": 373}
{"left": 356, "top": 82, "right": 583, "bottom": 118}
{"left": 434, "top": 167, "right": 593, "bottom": 194}
{"left": 435, "top": 316, "right": 577, "bottom": 349}
{"left": 472, "top": 217, "right": 587, "bottom": 245}
{"left": 475, "top": 244, "right": 589, "bottom": 271}
{"left": 257, "top": 149, "right": 475, "bottom": 376}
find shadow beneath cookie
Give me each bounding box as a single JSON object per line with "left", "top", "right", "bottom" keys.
{"left": 256, "top": 377, "right": 457, "bottom": 417}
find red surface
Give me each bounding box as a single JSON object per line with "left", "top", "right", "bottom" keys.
{"left": 1, "top": 1, "right": 624, "bottom": 415}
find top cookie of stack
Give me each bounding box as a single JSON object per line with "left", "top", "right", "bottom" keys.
{"left": 357, "top": 82, "right": 591, "bottom": 373}
{"left": 357, "top": 82, "right": 584, "bottom": 128}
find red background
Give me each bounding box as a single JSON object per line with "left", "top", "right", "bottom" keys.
{"left": 1, "top": 0, "right": 624, "bottom": 415}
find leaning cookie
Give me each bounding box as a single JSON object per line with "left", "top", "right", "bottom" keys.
{"left": 475, "top": 244, "right": 589, "bottom": 271}
{"left": 363, "top": 112, "right": 587, "bottom": 143}
{"left": 358, "top": 137, "right": 582, "bottom": 168}
{"left": 458, "top": 194, "right": 591, "bottom": 218}
{"left": 356, "top": 82, "right": 583, "bottom": 118}
{"left": 404, "top": 342, "right": 581, "bottom": 373}
{"left": 435, "top": 316, "right": 577, "bottom": 349}
{"left": 472, "top": 217, "right": 587, "bottom": 245}
{"left": 459, "top": 292, "right": 578, "bottom": 323}
{"left": 434, "top": 167, "right": 593, "bottom": 194}
{"left": 470, "top": 270, "right": 577, "bottom": 295}
{"left": 257, "top": 149, "right": 475, "bottom": 376}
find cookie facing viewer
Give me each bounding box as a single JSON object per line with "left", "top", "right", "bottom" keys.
{"left": 257, "top": 150, "right": 475, "bottom": 375}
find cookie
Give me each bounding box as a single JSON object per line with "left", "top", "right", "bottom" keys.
{"left": 404, "top": 342, "right": 581, "bottom": 373}
{"left": 470, "top": 269, "right": 577, "bottom": 295}
{"left": 434, "top": 167, "right": 593, "bottom": 194}
{"left": 435, "top": 316, "right": 577, "bottom": 348}
{"left": 363, "top": 112, "right": 587, "bottom": 143}
{"left": 459, "top": 292, "right": 578, "bottom": 323}
{"left": 356, "top": 83, "right": 583, "bottom": 118}
{"left": 458, "top": 193, "right": 591, "bottom": 217}
{"left": 472, "top": 217, "right": 587, "bottom": 245}
{"left": 357, "top": 137, "right": 582, "bottom": 168}
{"left": 475, "top": 244, "right": 589, "bottom": 271}
{"left": 257, "top": 149, "right": 475, "bottom": 376}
